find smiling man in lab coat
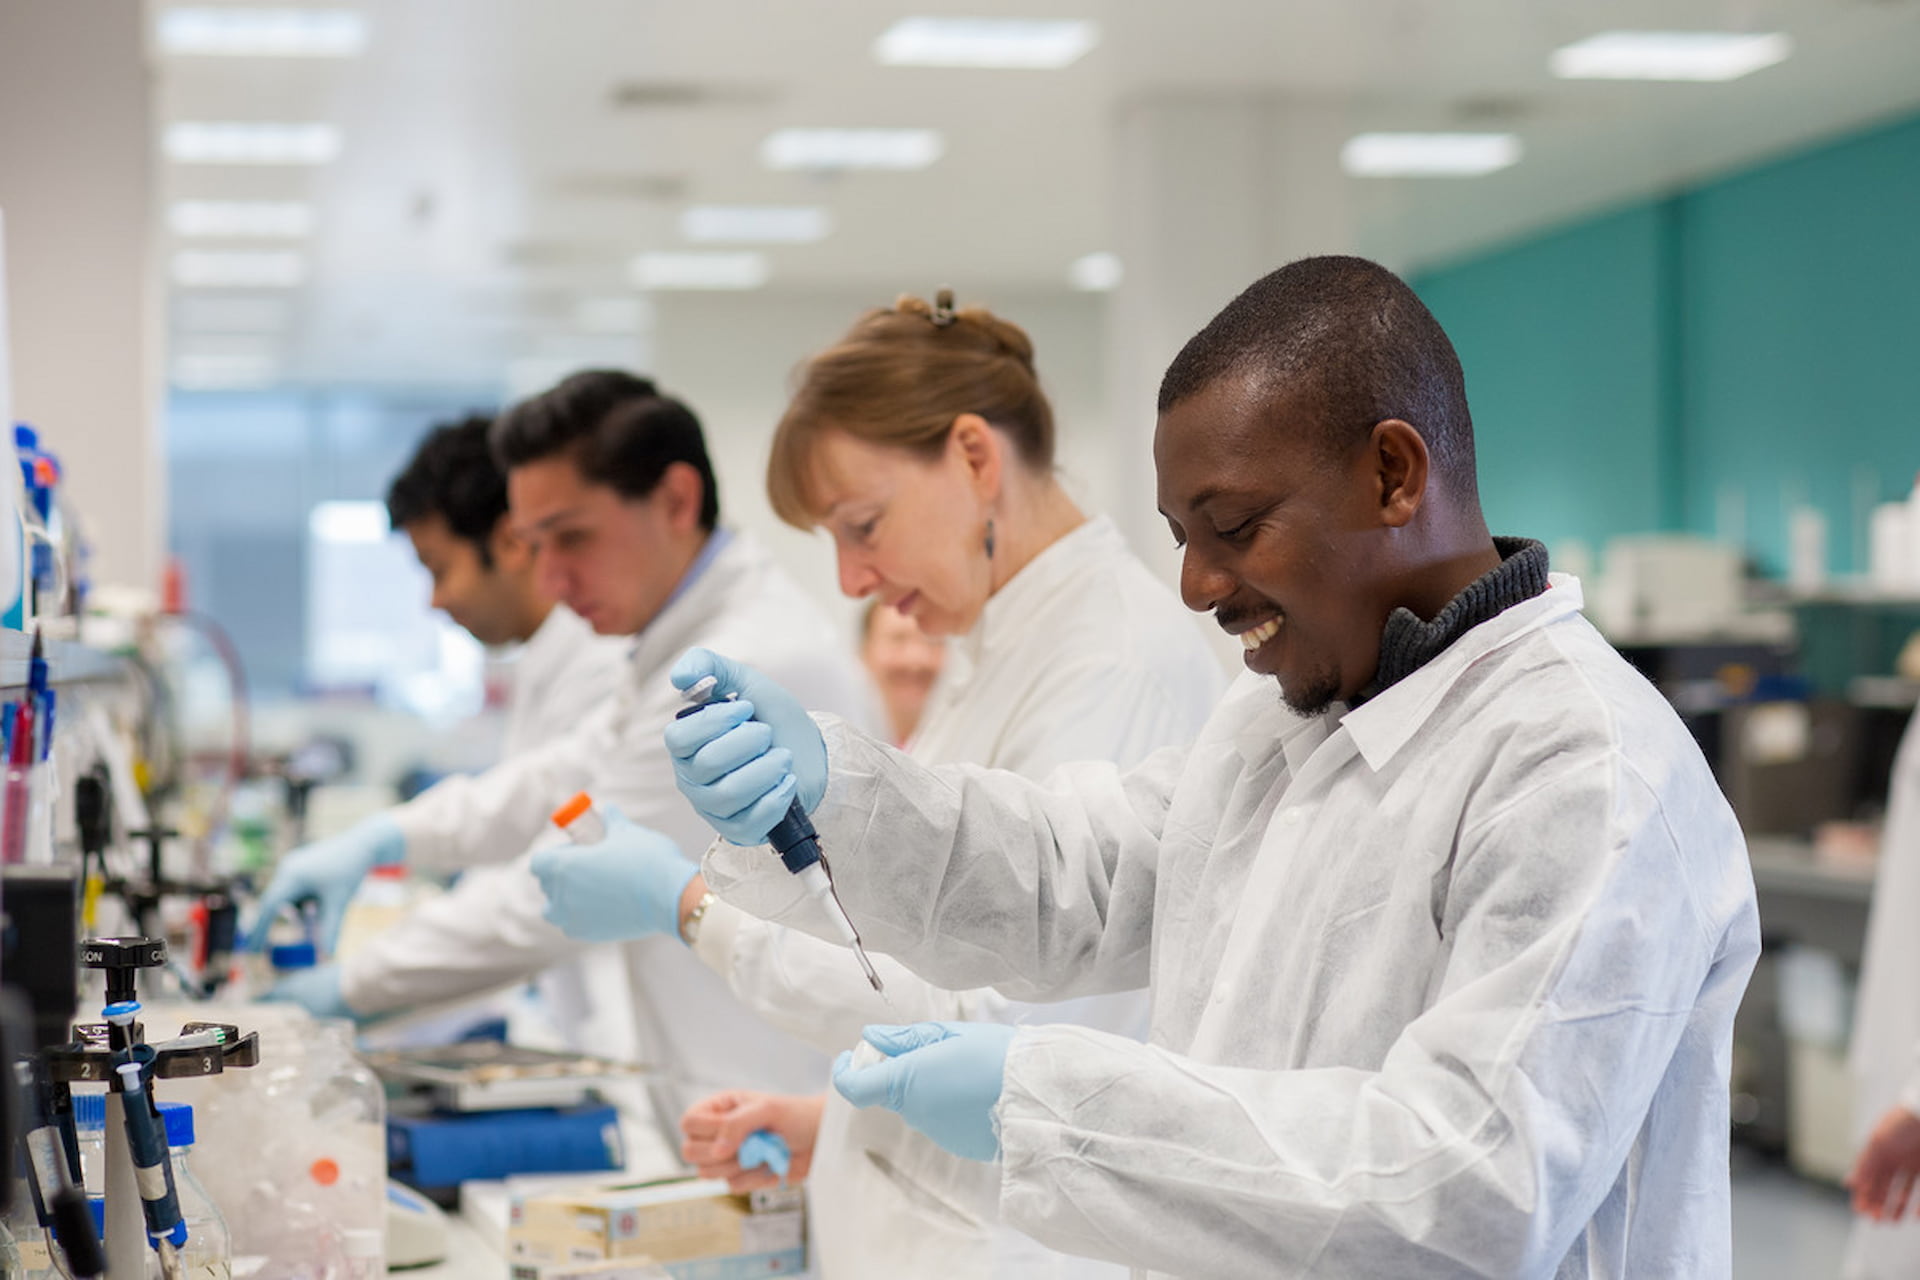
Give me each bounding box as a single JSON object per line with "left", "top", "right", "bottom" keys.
{"left": 253, "top": 370, "right": 875, "bottom": 1112}
{"left": 666, "top": 256, "right": 1763, "bottom": 1278}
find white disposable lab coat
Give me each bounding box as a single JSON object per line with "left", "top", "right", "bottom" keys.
{"left": 499, "top": 603, "right": 630, "bottom": 757}
{"left": 341, "top": 532, "right": 878, "bottom": 1113}
{"left": 691, "top": 516, "right": 1225, "bottom": 1280}
{"left": 353, "top": 602, "right": 627, "bottom": 1048}
{"left": 707, "top": 576, "right": 1761, "bottom": 1280}
{"left": 1845, "top": 713, "right": 1920, "bottom": 1278}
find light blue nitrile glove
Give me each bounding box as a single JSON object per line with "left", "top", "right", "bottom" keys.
{"left": 259, "top": 963, "right": 357, "bottom": 1021}
{"left": 831, "top": 1022, "right": 1016, "bottom": 1163}
{"left": 247, "top": 814, "right": 405, "bottom": 955}
{"left": 530, "top": 806, "right": 698, "bottom": 943}
{"left": 665, "top": 648, "right": 827, "bottom": 847}
{"left": 737, "top": 1130, "right": 791, "bottom": 1186}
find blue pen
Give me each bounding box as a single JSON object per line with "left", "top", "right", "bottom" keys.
{"left": 1, "top": 702, "right": 15, "bottom": 760}
{"left": 38, "top": 689, "right": 55, "bottom": 761}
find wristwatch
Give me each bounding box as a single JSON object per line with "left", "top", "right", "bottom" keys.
{"left": 680, "top": 890, "right": 718, "bottom": 946}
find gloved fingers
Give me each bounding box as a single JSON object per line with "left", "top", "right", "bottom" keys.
{"left": 313, "top": 892, "right": 352, "bottom": 958}
{"left": 862, "top": 1022, "right": 954, "bottom": 1056}
{"left": 243, "top": 879, "right": 304, "bottom": 951}
{"left": 683, "top": 751, "right": 795, "bottom": 825}
{"left": 664, "top": 699, "right": 758, "bottom": 761}
{"left": 671, "top": 648, "right": 762, "bottom": 701}
{"left": 721, "top": 776, "right": 801, "bottom": 846}
{"left": 831, "top": 1048, "right": 908, "bottom": 1114}
{"left": 673, "top": 721, "right": 775, "bottom": 786}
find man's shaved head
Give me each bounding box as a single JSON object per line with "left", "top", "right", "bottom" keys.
{"left": 1158, "top": 255, "right": 1478, "bottom": 501}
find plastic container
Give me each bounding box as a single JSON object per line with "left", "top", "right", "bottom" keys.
{"left": 551, "top": 791, "right": 606, "bottom": 843}
{"left": 301, "top": 1020, "right": 387, "bottom": 1265}
{"left": 2, "top": 1174, "right": 59, "bottom": 1278}
{"left": 70, "top": 1090, "right": 108, "bottom": 1194}
{"left": 159, "top": 1102, "right": 232, "bottom": 1280}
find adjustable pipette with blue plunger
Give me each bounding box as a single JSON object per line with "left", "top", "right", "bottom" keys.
{"left": 676, "top": 676, "right": 883, "bottom": 994}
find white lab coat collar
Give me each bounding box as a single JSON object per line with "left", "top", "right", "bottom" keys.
{"left": 943, "top": 516, "right": 1128, "bottom": 689}
{"left": 1340, "top": 572, "right": 1587, "bottom": 773}
{"left": 624, "top": 528, "right": 760, "bottom": 678}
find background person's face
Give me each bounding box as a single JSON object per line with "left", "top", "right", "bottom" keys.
{"left": 508, "top": 455, "right": 683, "bottom": 636}
{"left": 403, "top": 514, "right": 523, "bottom": 646}
{"left": 862, "top": 604, "right": 945, "bottom": 741}
{"left": 810, "top": 428, "right": 994, "bottom": 637}
{"left": 1154, "top": 374, "right": 1389, "bottom": 716}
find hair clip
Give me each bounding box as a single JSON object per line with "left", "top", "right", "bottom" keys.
{"left": 930, "top": 287, "right": 957, "bottom": 328}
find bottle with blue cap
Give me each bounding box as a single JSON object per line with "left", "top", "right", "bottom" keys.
{"left": 159, "top": 1101, "right": 232, "bottom": 1280}
{"left": 77, "top": 1100, "right": 232, "bottom": 1278}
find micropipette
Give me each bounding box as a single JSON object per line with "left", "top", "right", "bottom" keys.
{"left": 677, "top": 675, "right": 884, "bottom": 994}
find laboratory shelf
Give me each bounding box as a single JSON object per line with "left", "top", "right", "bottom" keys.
{"left": 0, "top": 626, "right": 129, "bottom": 692}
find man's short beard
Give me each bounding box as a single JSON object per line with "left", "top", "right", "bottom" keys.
{"left": 1278, "top": 669, "right": 1341, "bottom": 718}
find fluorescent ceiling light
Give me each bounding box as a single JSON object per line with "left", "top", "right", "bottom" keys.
{"left": 680, "top": 205, "right": 831, "bottom": 244}
{"left": 175, "top": 295, "right": 292, "bottom": 333}
{"left": 1069, "top": 252, "right": 1123, "bottom": 292}
{"left": 1551, "top": 31, "right": 1791, "bottom": 82}
{"left": 762, "top": 128, "right": 944, "bottom": 172}
{"left": 172, "top": 250, "right": 307, "bottom": 288}
{"left": 1341, "top": 133, "right": 1521, "bottom": 177}
{"left": 165, "top": 122, "right": 340, "bottom": 165}
{"left": 172, "top": 352, "right": 280, "bottom": 390}
{"left": 574, "top": 297, "right": 654, "bottom": 335}
{"left": 309, "top": 501, "right": 390, "bottom": 543}
{"left": 170, "top": 200, "right": 315, "bottom": 238}
{"left": 629, "top": 252, "right": 769, "bottom": 291}
{"left": 874, "top": 17, "right": 1098, "bottom": 69}
{"left": 156, "top": 7, "right": 368, "bottom": 57}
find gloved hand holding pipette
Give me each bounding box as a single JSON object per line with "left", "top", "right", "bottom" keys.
{"left": 664, "top": 648, "right": 883, "bottom": 993}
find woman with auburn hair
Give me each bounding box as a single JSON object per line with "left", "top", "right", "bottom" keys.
{"left": 539, "top": 291, "right": 1224, "bottom": 1277}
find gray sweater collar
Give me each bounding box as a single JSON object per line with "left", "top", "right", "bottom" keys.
{"left": 1356, "top": 537, "right": 1550, "bottom": 703}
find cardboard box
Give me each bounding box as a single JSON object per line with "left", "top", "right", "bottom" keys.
{"left": 510, "top": 1259, "right": 672, "bottom": 1280}
{"left": 508, "top": 1177, "right": 805, "bottom": 1277}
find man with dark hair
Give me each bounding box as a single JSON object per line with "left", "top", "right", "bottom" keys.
{"left": 264, "top": 414, "right": 628, "bottom": 1036}
{"left": 666, "top": 257, "right": 1761, "bottom": 1276}
{"left": 252, "top": 370, "right": 878, "bottom": 1114}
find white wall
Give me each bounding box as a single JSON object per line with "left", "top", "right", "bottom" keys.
{"left": 650, "top": 289, "right": 1118, "bottom": 640}
{"left": 0, "top": 3, "right": 162, "bottom": 595}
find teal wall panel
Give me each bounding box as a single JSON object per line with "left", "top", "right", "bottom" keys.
{"left": 1409, "top": 109, "right": 1920, "bottom": 580}
{"left": 1414, "top": 205, "right": 1667, "bottom": 556}
{"left": 1677, "top": 114, "right": 1920, "bottom": 576}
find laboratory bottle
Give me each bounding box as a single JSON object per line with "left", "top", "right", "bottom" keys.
{"left": 303, "top": 1021, "right": 386, "bottom": 1271}
{"left": 157, "top": 1102, "right": 231, "bottom": 1280}
{"left": 2, "top": 1218, "right": 22, "bottom": 1279}
{"left": 2, "top": 1174, "right": 54, "bottom": 1279}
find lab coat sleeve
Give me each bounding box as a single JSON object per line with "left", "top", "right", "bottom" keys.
{"left": 339, "top": 855, "right": 587, "bottom": 1015}
{"left": 704, "top": 717, "right": 1190, "bottom": 1002}
{"left": 691, "top": 897, "right": 1011, "bottom": 1057}
{"left": 388, "top": 699, "right": 616, "bottom": 875}
{"left": 988, "top": 754, "right": 1741, "bottom": 1278}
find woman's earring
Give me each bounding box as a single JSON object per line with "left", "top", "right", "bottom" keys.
{"left": 984, "top": 518, "right": 996, "bottom": 560}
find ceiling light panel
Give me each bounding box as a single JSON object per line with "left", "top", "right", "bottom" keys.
{"left": 761, "top": 129, "right": 944, "bottom": 172}
{"left": 874, "top": 18, "right": 1098, "bottom": 69}
{"left": 156, "top": 7, "right": 368, "bottom": 57}
{"left": 170, "top": 201, "right": 315, "bottom": 238}
{"left": 680, "top": 206, "right": 832, "bottom": 244}
{"left": 172, "top": 352, "right": 281, "bottom": 390}
{"left": 172, "top": 250, "right": 307, "bottom": 288}
{"left": 1341, "top": 133, "right": 1522, "bottom": 177}
{"left": 1551, "top": 31, "right": 1791, "bottom": 82}
{"left": 174, "top": 295, "right": 293, "bottom": 333}
{"left": 629, "top": 252, "right": 770, "bottom": 291}
{"left": 1069, "top": 252, "right": 1123, "bottom": 292}
{"left": 165, "top": 122, "right": 341, "bottom": 165}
